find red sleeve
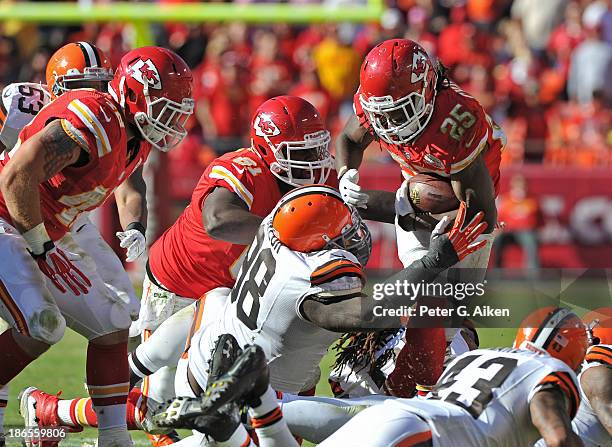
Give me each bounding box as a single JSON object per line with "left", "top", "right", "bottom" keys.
{"left": 201, "top": 151, "right": 262, "bottom": 210}
{"left": 61, "top": 95, "right": 124, "bottom": 162}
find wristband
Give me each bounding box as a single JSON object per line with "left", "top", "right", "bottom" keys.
{"left": 126, "top": 221, "right": 146, "bottom": 237}
{"left": 337, "top": 165, "right": 349, "bottom": 180}
{"left": 22, "top": 223, "right": 52, "bottom": 256}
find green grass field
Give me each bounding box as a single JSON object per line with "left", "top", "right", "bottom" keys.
{"left": 4, "top": 328, "right": 516, "bottom": 446}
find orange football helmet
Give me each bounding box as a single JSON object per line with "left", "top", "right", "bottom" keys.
{"left": 513, "top": 307, "right": 588, "bottom": 371}
{"left": 583, "top": 307, "right": 612, "bottom": 346}
{"left": 272, "top": 185, "right": 371, "bottom": 265}
{"left": 46, "top": 42, "right": 113, "bottom": 98}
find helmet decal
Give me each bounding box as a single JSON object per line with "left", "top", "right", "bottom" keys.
{"left": 130, "top": 59, "right": 162, "bottom": 90}
{"left": 254, "top": 113, "right": 281, "bottom": 137}
{"left": 410, "top": 50, "right": 429, "bottom": 83}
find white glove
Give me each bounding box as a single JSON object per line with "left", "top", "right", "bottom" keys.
{"left": 339, "top": 169, "right": 369, "bottom": 209}
{"left": 395, "top": 180, "right": 415, "bottom": 216}
{"left": 116, "top": 228, "right": 146, "bottom": 262}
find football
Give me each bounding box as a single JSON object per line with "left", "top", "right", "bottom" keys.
{"left": 408, "top": 173, "right": 460, "bottom": 214}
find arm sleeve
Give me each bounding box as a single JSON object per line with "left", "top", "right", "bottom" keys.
{"left": 529, "top": 370, "right": 581, "bottom": 419}
{"left": 62, "top": 97, "right": 123, "bottom": 159}
{"left": 584, "top": 344, "right": 612, "bottom": 368}
{"left": 205, "top": 158, "right": 258, "bottom": 210}
{"left": 296, "top": 256, "right": 365, "bottom": 321}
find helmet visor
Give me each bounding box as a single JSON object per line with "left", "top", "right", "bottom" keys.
{"left": 274, "top": 130, "right": 333, "bottom": 186}
{"left": 327, "top": 207, "right": 372, "bottom": 266}
{"left": 55, "top": 67, "right": 114, "bottom": 95}
{"left": 360, "top": 90, "right": 434, "bottom": 144}
{"left": 137, "top": 96, "right": 195, "bottom": 152}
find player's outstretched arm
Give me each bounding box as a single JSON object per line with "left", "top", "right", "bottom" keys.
{"left": 202, "top": 187, "right": 263, "bottom": 245}
{"left": 530, "top": 389, "right": 584, "bottom": 447}
{"left": 115, "top": 166, "right": 148, "bottom": 262}
{"left": 301, "top": 209, "right": 487, "bottom": 332}
{"left": 0, "top": 119, "right": 81, "bottom": 236}
{"left": 450, "top": 152, "right": 497, "bottom": 233}
{"left": 335, "top": 114, "right": 373, "bottom": 176}
{"left": 580, "top": 365, "right": 612, "bottom": 435}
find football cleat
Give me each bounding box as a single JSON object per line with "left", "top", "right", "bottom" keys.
{"left": 19, "top": 387, "right": 82, "bottom": 447}
{"left": 154, "top": 344, "right": 268, "bottom": 439}
{"left": 206, "top": 333, "right": 243, "bottom": 385}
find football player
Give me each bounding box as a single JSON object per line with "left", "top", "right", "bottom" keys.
{"left": 0, "top": 41, "right": 150, "bottom": 446}
{"left": 534, "top": 308, "right": 612, "bottom": 447}
{"left": 335, "top": 38, "right": 506, "bottom": 396}
{"left": 0, "top": 46, "right": 194, "bottom": 447}
{"left": 20, "top": 96, "right": 336, "bottom": 445}
{"left": 164, "top": 185, "right": 486, "bottom": 446}
{"left": 157, "top": 307, "right": 587, "bottom": 447}
{"left": 126, "top": 96, "right": 334, "bottom": 416}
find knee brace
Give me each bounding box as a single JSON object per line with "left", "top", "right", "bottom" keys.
{"left": 29, "top": 305, "right": 66, "bottom": 345}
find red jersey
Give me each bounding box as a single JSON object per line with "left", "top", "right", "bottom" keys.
{"left": 0, "top": 89, "right": 151, "bottom": 240}
{"left": 354, "top": 82, "right": 505, "bottom": 194}
{"left": 148, "top": 148, "right": 339, "bottom": 299}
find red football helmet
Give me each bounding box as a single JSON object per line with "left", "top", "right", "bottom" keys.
{"left": 359, "top": 39, "right": 437, "bottom": 144}
{"left": 46, "top": 42, "right": 114, "bottom": 98}
{"left": 272, "top": 185, "right": 372, "bottom": 265}
{"left": 250, "top": 96, "right": 332, "bottom": 187}
{"left": 109, "top": 46, "right": 194, "bottom": 152}
{"left": 513, "top": 307, "right": 589, "bottom": 371}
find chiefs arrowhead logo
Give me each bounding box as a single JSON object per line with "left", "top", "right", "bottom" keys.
{"left": 254, "top": 113, "right": 281, "bottom": 137}
{"left": 130, "top": 59, "right": 162, "bottom": 90}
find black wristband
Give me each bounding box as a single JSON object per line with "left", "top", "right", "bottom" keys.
{"left": 29, "top": 240, "right": 55, "bottom": 259}
{"left": 126, "top": 222, "right": 146, "bottom": 237}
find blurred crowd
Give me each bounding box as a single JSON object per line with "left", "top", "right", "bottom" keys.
{"left": 0, "top": 0, "right": 611, "bottom": 186}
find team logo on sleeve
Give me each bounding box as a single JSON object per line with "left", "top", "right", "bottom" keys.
{"left": 129, "top": 59, "right": 162, "bottom": 90}
{"left": 254, "top": 113, "right": 281, "bottom": 137}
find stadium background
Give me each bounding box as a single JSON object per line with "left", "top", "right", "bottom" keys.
{"left": 0, "top": 0, "right": 610, "bottom": 445}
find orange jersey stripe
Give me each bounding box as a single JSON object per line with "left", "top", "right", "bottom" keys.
{"left": 182, "top": 296, "right": 206, "bottom": 359}
{"left": 311, "top": 265, "right": 364, "bottom": 286}
{"left": 311, "top": 260, "right": 364, "bottom": 285}
{"left": 395, "top": 430, "right": 433, "bottom": 447}
{"left": 586, "top": 346, "right": 612, "bottom": 366}
{"left": 539, "top": 372, "right": 580, "bottom": 417}
{"left": 311, "top": 259, "right": 357, "bottom": 277}
{"left": 251, "top": 407, "right": 283, "bottom": 429}
{"left": 0, "top": 279, "right": 29, "bottom": 336}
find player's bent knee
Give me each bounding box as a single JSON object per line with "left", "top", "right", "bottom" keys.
{"left": 29, "top": 306, "right": 66, "bottom": 345}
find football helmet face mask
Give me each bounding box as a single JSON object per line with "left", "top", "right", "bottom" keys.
{"left": 46, "top": 42, "right": 114, "bottom": 98}
{"left": 109, "top": 46, "right": 194, "bottom": 152}
{"left": 513, "top": 307, "right": 589, "bottom": 371}
{"left": 272, "top": 185, "right": 372, "bottom": 265}
{"left": 251, "top": 96, "right": 332, "bottom": 187}
{"left": 359, "top": 39, "right": 437, "bottom": 145}
{"left": 584, "top": 308, "right": 612, "bottom": 346}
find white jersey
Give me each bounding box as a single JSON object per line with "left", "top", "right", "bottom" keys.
{"left": 572, "top": 344, "right": 612, "bottom": 447}
{"left": 397, "top": 348, "right": 580, "bottom": 447}
{"left": 189, "top": 216, "right": 364, "bottom": 394}
{"left": 320, "top": 348, "right": 581, "bottom": 447}
{"left": 0, "top": 82, "right": 51, "bottom": 150}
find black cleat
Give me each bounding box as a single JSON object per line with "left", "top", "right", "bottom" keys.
{"left": 153, "top": 344, "right": 269, "bottom": 440}
{"left": 207, "top": 333, "right": 243, "bottom": 385}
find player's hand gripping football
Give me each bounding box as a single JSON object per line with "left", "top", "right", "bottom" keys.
{"left": 34, "top": 244, "right": 92, "bottom": 296}
{"left": 431, "top": 203, "right": 488, "bottom": 261}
